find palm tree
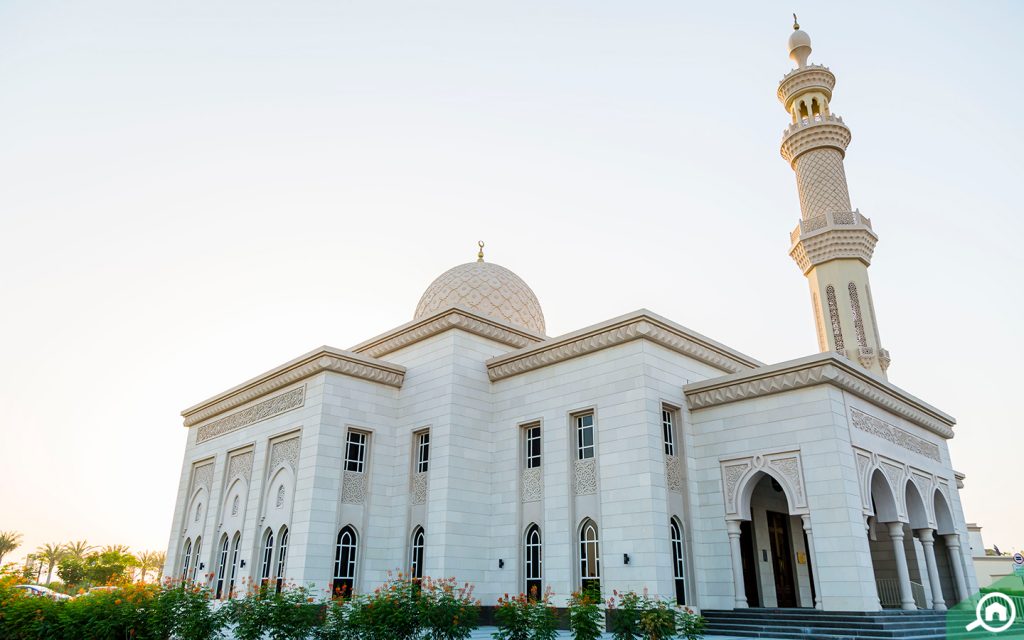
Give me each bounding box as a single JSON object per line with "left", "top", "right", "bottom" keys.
{"left": 152, "top": 552, "right": 166, "bottom": 581}
{"left": 35, "top": 543, "right": 66, "bottom": 584}
{"left": 135, "top": 550, "right": 163, "bottom": 583}
{"left": 64, "top": 540, "right": 94, "bottom": 560}
{"left": 101, "top": 544, "right": 132, "bottom": 555}
{"left": 0, "top": 531, "right": 23, "bottom": 565}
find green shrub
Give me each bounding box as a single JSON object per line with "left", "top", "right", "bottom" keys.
{"left": 568, "top": 590, "right": 603, "bottom": 640}
{"left": 492, "top": 589, "right": 558, "bottom": 640}
{"left": 418, "top": 576, "right": 480, "bottom": 640}
{"left": 608, "top": 589, "right": 704, "bottom": 640}
{"left": 224, "top": 580, "right": 322, "bottom": 640}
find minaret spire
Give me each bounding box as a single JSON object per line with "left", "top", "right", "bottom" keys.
{"left": 778, "top": 20, "right": 891, "bottom": 377}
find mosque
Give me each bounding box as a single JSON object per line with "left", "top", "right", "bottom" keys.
{"left": 165, "top": 20, "right": 978, "bottom": 624}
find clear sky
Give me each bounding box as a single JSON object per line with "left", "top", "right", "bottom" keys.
{"left": 1, "top": 1, "right": 1021, "bottom": 564}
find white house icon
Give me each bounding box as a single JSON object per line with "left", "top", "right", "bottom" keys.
{"left": 985, "top": 601, "right": 1010, "bottom": 623}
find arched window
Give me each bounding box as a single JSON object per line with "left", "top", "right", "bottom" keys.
{"left": 525, "top": 524, "right": 542, "bottom": 599}
{"left": 670, "top": 519, "right": 686, "bottom": 605}
{"left": 191, "top": 537, "right": 202, "bottom": 582}
{"left": 228, "top": 532, "right": 241, "bottom": 598}
{"left": 410, "top": 526, "right": 425, "bottom": 580}
{"left": 579, "top": 519, "right": 600, "bottom": 593}
{"left": 181, "top": 538, "right": 192, "bottom": 581}
{"left": 260, "top": 529, "right": 275, "bottom": 587}
{"left": 215, "top": 534, "right": 229, "bottom": 599}
{"left": 275, "top": 526, "right": 289, "bottom": 593}
{"left": 333, "top": 526, "right": 358, "bottom": 598}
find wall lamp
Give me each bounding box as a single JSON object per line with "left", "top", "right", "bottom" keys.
{"left": 498, "top": 559, "right": 505, "bottom": 568}
{"left": 623, "top": 554, "right": 630, "bottom": 565}
{"left": 240, "top": 560, "right": 246, "bottom": 568}
{"left": 199, "top": 563, "right": 205, "bottom": 570}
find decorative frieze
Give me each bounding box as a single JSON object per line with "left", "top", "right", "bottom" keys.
{"left": 352, "top": 308, "right": 542, "bottom": 358}
{"left": 521, "top": 467, "right": 543, "bottom": 502}
{"left": 574, "top": 458, "right": 598, "bottom": 496}
{"left": 411, "top": 472, "right": 428, "bottom": 505}
{"left": 850, "top": 408, "right": 941, "bottom": 462}
{"left": 196, "top": 387, "right": 305, "bottom": 443}
{"left": 341, "top": 470, "right": 367, "bottom": 504}
{"left": 268, "top": 437, "right": 301, "bottom": 476}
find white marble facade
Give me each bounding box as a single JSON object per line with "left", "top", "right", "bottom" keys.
{"left": 165, "top": 25, "right": 978, "bottom": 613}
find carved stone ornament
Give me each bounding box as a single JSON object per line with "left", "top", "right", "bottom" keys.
{"left": 665, "top": 454, "right": 684, "bottom": 494}
{"left": 825, "top": 285, "right": 845, "bottom": 351}
{"left": 191, "top": 461, "right": 214, "bottom": 495}
{"left": 850, "top": 408, "right": 941, "bottom": 462}
{"left": 341, "top": 470, "right": 367, "bottom": 504}
{"left": 574, "top": 458, "right": 598, "bottom": 496}
{"left": 854, "top": 448, "right": 873, "bottom": 512}
{"left": 269, "top": 437, "right": 301, "bottom": 476}
{"left": 353, "top": 308, "right": 541, "bottom": 359}
{"left": 275, "top": 484, "right": 285, "bottom": 509}
{"left": 228, "top": 451, "right": 254, "bottom": 482}
{"left": 231, "top": 495, "right": 240, "bottom": 517}
{"left": 521, "top": 467, "right": 543, "bottom": 503}
{"left": 410, "top": 472, "right": 428, "bottom": 505}
{"left": 879, "top": 460, "right": 907, "bottom": 516}
{"left": 720, "top": 451, "right": 808, "bottom": 518}
{"left": 197, "top": 387, "right": 305, "bottom": 443}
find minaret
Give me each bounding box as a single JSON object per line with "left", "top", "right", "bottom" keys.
{"left": 779, "top": 17, "right": 891, "bottom": 378}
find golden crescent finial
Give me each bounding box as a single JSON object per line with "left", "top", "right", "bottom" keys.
{"left": 477, "top": 240, "right": 485, "bottom": 262}
{"left": 793, "top": 13, "right": 799, "bottom": 30}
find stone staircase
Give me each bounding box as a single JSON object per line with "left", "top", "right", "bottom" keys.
{"left": 702, "top": 608, "right": 955, "bottom": 640}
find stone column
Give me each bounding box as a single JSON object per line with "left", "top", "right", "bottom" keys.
{"left": 944, "top": 534, "right": 970, "bottom": 601}
{"left": 727, "top": 520, "right": 748, "bottom": 608}
{"left": 801, "top": 515, "right": 822, "bottom": 609}
{"left": 887, "top": 522, "right": 916, "bottom": 610}
{"left": 917, "top": 529, "right": 946, "bottom": 611}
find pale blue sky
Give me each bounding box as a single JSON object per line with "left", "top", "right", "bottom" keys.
{"left": 1, "top": 1, "right": 1021, "bottom": 561}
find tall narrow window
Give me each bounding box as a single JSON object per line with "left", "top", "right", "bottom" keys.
{"left": 333, "top": 526, "right": 358, "bottom": 598}
{"left": 275, "top": 527, "right": 289, "bottom": 593}
{"left": 416, "top": 432, "right": 430, "bottom": 473}
{"left": 525, "top": 524, "right": 542, "bottom": 599}
{"left": 191, "top": 537, "right": 202, "bottom": 582}
{"left": 662, "top": 408, "right": 676, "bottom": 456}
{"left": 215, "top": 535, "right": 229, "bottom": 599}
{"left": 579, "top": 519, "right": 600, "bottom": 593}
{"left": 410, "top": 526, "right": 425, "bottom": 580}
{"left": 181, "top": 538, "right": 192, "bottom": 581}
{"left": 524, "top": 424, "right": 541, "bottom": 468}
{"left": 260, "top": 529, "right": 274, "bottom": 586}
{"left": 670, "top": 519, "right": 686, "bottom": 605}
{"left": 228, "top": 532, "right": 241, "bottom": 598}
{"left": 345, "top": 431, "right": 368, "bottom": 473}
{"left": 576, "top": 414, "right": 595, "bottom": 460}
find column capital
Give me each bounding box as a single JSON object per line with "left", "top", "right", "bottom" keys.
{"left": 887, "top": 521, "right": 906, "bottom": 539}
{"left": 917, "top": 528, "right": 936, "bottom": 544}
{"left": 943, "top": 533, "right": 962, "bottom": 549}
{"left": 801, "top": 514, "right": 812, "bottom": 532}
{"left": 726, "top": 519, "right": 743, "bottom": 536}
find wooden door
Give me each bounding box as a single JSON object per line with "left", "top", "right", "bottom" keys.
{"left": 767, "top": 511, "right": 797, "bottom": 608}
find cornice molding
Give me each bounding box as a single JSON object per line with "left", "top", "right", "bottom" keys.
{"left": 351, "top": 306, "right": 544, "bottom": 358}
{"left": 777, "top": 65, "right": 836, "bottom": 110}
{"left": 182, "top": 347, "right": 405, "bottom": 427}
{"left": 790, "top": 224, "right": 879, "bottom": 274}
{"left": 683, "top": 353, "right": 955, "bottom": 439}
{"left": 486, "top": 310, "right": 762, "bottom": 382}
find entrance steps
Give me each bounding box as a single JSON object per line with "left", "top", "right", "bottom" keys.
{"left": 702, "top": 608, "right": 954, "bottom": 640}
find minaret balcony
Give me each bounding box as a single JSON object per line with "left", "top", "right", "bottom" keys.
{"left": 789, "top": 209, "right": 878, "bottom": 274}
{"left": 780, "top": 115, "right": 851, "bottom": 165}
{"left": 777, "top": 64, "right": 836, "bottom": 109}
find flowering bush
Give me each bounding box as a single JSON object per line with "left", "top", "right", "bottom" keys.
{"left": 418, "top": 576, "right": 480, "bottom": 640}
{"left": 607, "top": 589, "right": 704, "bottom": 640}
{"left": 223, "top": 578, "right": 322, "bottom": 640}
{"left": 492, "top": 588, "right": 558, "bottom": 640}
{"left": 568, "top": 590, "right": 603, "bottom": 640}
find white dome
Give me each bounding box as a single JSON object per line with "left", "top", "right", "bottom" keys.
{"left": 414, "top": 260, "right": 546, "bottom": 334}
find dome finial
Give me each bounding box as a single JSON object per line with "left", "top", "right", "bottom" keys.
{"left": 793, "top": 13, "right": 799, "bottom": 30}
{"left": 477, "top": 240, "right": 485, "bottom": 262}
